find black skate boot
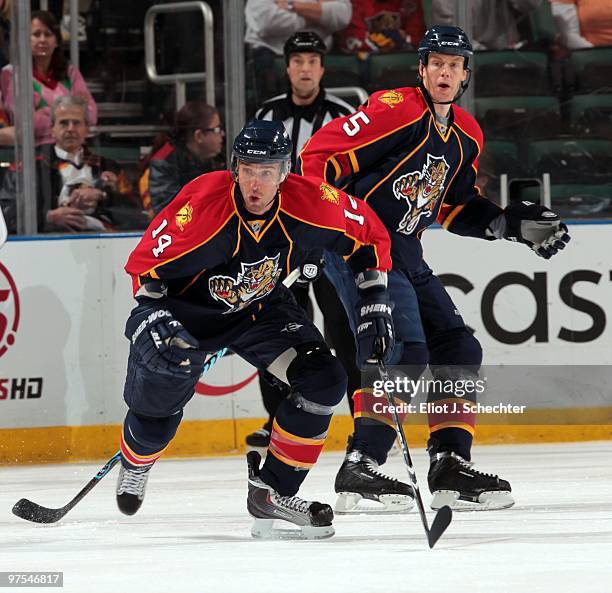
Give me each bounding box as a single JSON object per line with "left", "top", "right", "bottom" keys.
{"left": 428, "top": 440, "right": 514, "bottom": 511}
{"left": 246, "top": 451, "right": 334, "bottom": 540}
{"left": 334, "top": 445, "right": 414, "bottom": 514}
{"left": 245, "top": 427, "right": 271, "bottom": 448}
{"left": 116, "top": 464, "right": 152, "bottom": 516}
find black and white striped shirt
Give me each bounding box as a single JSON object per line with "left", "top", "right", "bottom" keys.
{"left": 254, "top": 89, "right": 355, "bottom": 170}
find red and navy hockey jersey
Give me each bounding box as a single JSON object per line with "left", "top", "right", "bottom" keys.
{"left": 297, "top": 86, "right": 503, "bottom": 269}
{"left": 126, "top": 170, "right": 391, "bottom": 321}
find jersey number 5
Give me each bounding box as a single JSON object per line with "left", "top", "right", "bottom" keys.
{"left": 342, "top": 112, "right": 371, "bottom": 137}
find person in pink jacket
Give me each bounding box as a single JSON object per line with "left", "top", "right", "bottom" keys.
{"left": 0, "top": 10, "right": 97, "bottom": 146}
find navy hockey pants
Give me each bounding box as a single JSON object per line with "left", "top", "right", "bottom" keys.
{"left": 324, "top": 252, "right": 482, "bottom": 462}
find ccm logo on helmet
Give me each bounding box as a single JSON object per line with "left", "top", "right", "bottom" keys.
{"left": 247, "top": 149, "right": 267, "bottom": 155}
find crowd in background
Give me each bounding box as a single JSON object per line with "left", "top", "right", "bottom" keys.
{"left": 0, "top": 0, "right": 611, "bottom": 234}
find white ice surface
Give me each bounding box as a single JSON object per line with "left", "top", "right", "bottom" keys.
{"left": 1, "top": 442, "right": 611, "bottom": 593}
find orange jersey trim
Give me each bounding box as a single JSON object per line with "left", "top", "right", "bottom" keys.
{"left": 276, "top": 214, "right": 294, "bottom": 276}
{"left": 435, "top": 126, "right": 467, "bottom": 224}
{"left": 429, "top": 421, "right": 476, "bottom": 436}
{"left": 363, "top": 124, "right": 431, "bottom": 202}
{"left": 441, "top": 204, "right": 465, "bottom": 230}
{"left": 271, "top": 419, "right": 326, "bottom": 446}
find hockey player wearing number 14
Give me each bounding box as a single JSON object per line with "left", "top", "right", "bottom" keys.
{"left": 298, "top": 25, "right": 571, "bottom": 513}
{"left": 118, "top": 120, "right": 395, "bottom": 539}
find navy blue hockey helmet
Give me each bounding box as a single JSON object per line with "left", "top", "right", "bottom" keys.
{"left": 284, "top": 31, "right": 327, "bottom": 64}
{"left": 418, "top": 25, "right": 473, "bottom": 68}
{"left": 231, "top": 120, "right": 292, "bottom": 180}
{"left": 417, "top": 25, "right": 473, "bottom": 103}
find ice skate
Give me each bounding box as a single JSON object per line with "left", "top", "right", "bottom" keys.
{"left": 246, "top": 451, "right": 334, "bottom": 540}
{"left": 245, "top": 427, "right": 271, "bottom": 448}
{"left": 116, "top": 464, "right": 152, "bottom": 516}
{"left": 334, "top": 448, "right": 414, "bottom": 514}
{"left": 428, "top": 450, "right": 514, "bottom": 511}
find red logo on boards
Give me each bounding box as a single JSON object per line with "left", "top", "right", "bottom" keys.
{"left": 0, "top": 262, "right": 20, "bottom": 358}
{"left": 195, "top": 371, "right": 258, "bottom": 396}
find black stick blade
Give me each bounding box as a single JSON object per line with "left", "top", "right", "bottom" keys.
{"left": 427, "top": 505, "right": 453, "bottom": 549}
{"left": 12, "top": 498, "right": 67, "bottom": 524}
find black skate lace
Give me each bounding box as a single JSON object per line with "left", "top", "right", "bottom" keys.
{"left": 118, "top": 467, "right": 149, "bottom": 496}
{"left": 274, "top": 493, "right": 310, "bottom": 514}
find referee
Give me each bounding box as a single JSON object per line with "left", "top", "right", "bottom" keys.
{"left": 247, "top": 31, "right": 360, "bottom": 448}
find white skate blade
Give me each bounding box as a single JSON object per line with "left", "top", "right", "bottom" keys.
{"left": 251, "top": 518, "right": 334, "bottom": 540}
{"left": 335, "top": 492, "right": 414, "bottom": 515}
{"left": 430, "top": 489, "right": 515, "bottom": 511}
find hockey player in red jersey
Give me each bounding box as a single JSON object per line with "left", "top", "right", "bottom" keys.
{"left": 117, "top": 120, "right": 394, "bottom": 539}
{"left": 298, "top": 25, "right": 570, "bottom": 513}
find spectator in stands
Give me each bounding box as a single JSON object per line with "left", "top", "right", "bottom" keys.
{"left": 431, "top": 0, "right": 543, "bottom": 50}
{"left": 550, "top": 0, "right": 612, "bottom": 49}
{"left": 337, "top": 0, "right": 425, "bottom": 57}
{"left": 0, "top": 0, "right": 10, "bottom": 69}
{"left": 0, "top": 10, "right": 97, "bottom": 146}
{"left": 0, "top": 95, "right": 138, "bottom": 234}
{"left": 245, "top": 0, "right": 352, "bottom": 102}
{"left": 139, "top": 102, "right": 225, "bottom": 215}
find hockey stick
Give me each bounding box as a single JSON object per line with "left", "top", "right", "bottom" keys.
{"left": 12, "top": 452, "right": 122, "bottom": 524}
{"left": 377, "top": 358, "right": 452, "bottom": 548}
{"left": 12, "top": 268, "right": 303, "bottom": 524}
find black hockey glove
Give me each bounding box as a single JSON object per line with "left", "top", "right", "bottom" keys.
{"left": 354, "top": 270, "right": 395, "bottom": 368}
{"left": 490, "top": 201, "right": 571, "bottom": 259}
{"left": 296, "top": 250, "right": 325, "bottom": 286}
{"left": 126, "top": 282, "right": 202, "bottom": 378}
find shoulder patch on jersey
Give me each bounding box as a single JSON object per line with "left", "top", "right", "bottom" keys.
{"left": 320, "top": 182, "right": 340, "bottom": 205}
{"left": 175, "top": 202, "right": 193, "bottom": 231}
{"left": 378, "top": 90, "right": 405, "bottom": 108}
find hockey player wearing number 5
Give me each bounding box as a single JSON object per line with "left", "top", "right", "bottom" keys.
{"left": 117, "top": 120, "right": 395, "bottom": 539}
{"left": 298, "top": 25, "right": 571, "bottom": 513}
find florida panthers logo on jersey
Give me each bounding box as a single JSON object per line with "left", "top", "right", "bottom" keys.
{"left": 392, "top": 154, "right": 449, "bottom": 235}
{"left": 209, "top": 254, "right": 281, "bottom": 314}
